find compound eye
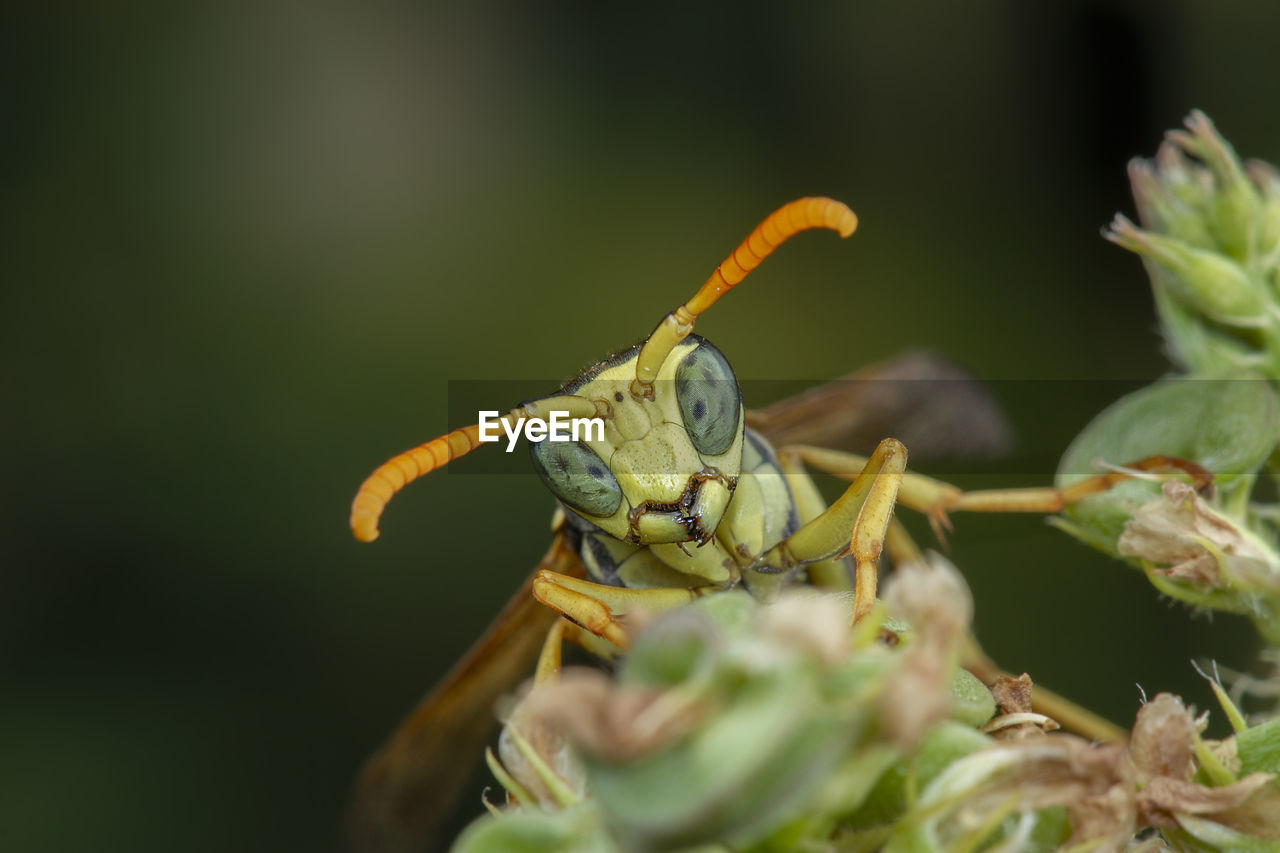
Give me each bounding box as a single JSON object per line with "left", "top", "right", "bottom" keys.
{"left": 675, "top": 341, "right": 741, "bottom": 456}
{"left": 530, "top": 439, "right": 622, "bottom": 518}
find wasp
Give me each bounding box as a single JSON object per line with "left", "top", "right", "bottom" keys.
{"left": 343, "top": 198, "right": 1212, "bottom": 853}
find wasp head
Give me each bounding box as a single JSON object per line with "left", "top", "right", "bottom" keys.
{"left": 529, "top": 336, "right": 743, "bottom": 545}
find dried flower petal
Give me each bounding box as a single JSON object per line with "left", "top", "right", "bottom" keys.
{"left": 1118, "top": 481, "right": 1278, "bottom": 590}
{"left": 882, "top": 553, "right": 973, "bottom": 638}
{"left": 1136, "top": 772, "right": 1276, "bottom": 829}
{"left": 991, "top": 673, "right": 1035, "bottom": 715}
{"left": 496, "top": 686, "right": 587, "bottom": 809}
{"left": 757, "top": 590, "right": 850, "bottom": 666}
{"left": 878, "top": 555, "right": 974, "bottom": 748}
{"left": 519, "top": 668, "right": 706, "bottom": 762}
{"left": 1129, "top": 693, "right": 1195, "bottom": 781}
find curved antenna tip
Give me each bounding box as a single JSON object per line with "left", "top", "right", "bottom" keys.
{"left": 350, "top": 503, "right": 383, "bottom": 542}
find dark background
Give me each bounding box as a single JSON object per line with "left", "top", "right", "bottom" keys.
{"left": 4, "top": 1, "right": 1279, "bottom": 850}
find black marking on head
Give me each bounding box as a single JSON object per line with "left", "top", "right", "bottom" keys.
{"left": 559, "top": 342, "right": 644, "bottom": 396}
{"left": 623, "top": 468, "right": 737, "bottom": 545}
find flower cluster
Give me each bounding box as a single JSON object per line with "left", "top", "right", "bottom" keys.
{"left": 454, "top": 560, "right": 1280, "bottom": 852}
{"left": 1054, "top": 112, "right": 1280, "bottom": 647}
{"left": 1107, "top": 110, "right": 1280, "bottom": 375}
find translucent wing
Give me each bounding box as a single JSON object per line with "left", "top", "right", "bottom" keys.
{"left": 746, "top": 350, "right": 1013, "bottom": 463}
{"left": 343, "top": 532, "right": 583, "bottom": 853}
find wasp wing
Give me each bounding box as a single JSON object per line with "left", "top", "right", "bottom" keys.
{"left": 343, "top": 532, "right": 583, "bottom": 853}
{"left": 746, "top": 350, "right": 1013, "bottom": 463}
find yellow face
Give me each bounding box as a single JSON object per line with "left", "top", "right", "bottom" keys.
{"left": 528, "top": 336, "right": 744, "bottom": 545}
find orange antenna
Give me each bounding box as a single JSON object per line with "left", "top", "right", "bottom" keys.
{"left": 630, "top": 197, "right": 857, "bottom": 398}
{"left": 351, "top": 395, "right": 606, "bottom": 542}
{"left": 350, "top": 424, "right": 484, "bottom": 543}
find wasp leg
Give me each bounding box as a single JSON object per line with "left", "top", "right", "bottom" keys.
{"left": 777, "top": 448, "right": 921, "bottom": 591}
{"left": 532, "top": 570, "right": 707, "bottom": 648}
{"left": 776, "top": 447, "right": 853, "bottom": 591}
{"left": 558, "top": 621, "right": 625, "bottom": 662}
{"left": 943, "top": 455, "right": 1213, "bottom": 518}
{"left": 533, "top": 619, "right": 566, "bottom": 685}
{"left": 760, "top": 437, "right": 907, "bottom": 624}
{"left": 785, "top": 446, "right": 1213, "bottom": 543}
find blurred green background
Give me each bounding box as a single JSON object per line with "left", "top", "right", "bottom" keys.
{"left": 5, "top": 2, "right": 1280, "bottom": 850}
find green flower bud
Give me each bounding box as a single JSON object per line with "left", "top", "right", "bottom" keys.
{"left": 1128, "top": 155, "right": 1214, "bottom": 249}
{"left": 587, "top": 653, "right": 861, "bottom": 849}
{"left": 1168, "top": 111, "right": 1263, "bottom": 261}
{"left": 452, "top": 802, "right": 617, "bottom": 853}
{"left": 523, "top": 593, "right": 876, "bottom": 850}
{"left": 1107, "top": 214, "right": 1265, "bottom": 325}
{"left": 1149, "top": 276, "right": 1266, "bottom": 374}
{"left": 1113, "top": 113, "right": 1280, "bottom": 375}
{"left": 1155, "top": 138, "right": 1214, "bottom": 213}
{"left": 1245, "top": 159, "right": 1280, "bottom": 273}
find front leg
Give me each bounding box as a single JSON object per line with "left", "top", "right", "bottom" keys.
{"left": 531, "top": 570, "right": 713, "bottom": 648}
{"left": 757, "top": 437, "right": 908, "bottom": 623}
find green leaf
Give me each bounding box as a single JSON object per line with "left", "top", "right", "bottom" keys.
{"left": 948, "top": 669, "right": 996, "bottom": 729}
{"left": 844, "top": 722, "right": 991, "bottom": 831}
{"left": 1056, "top": 375, "right": 1280, "bottom": 548}
{"left": 1236, "top": 715, "right": 1280, "bottom": 777}
{"left": 587, "top": 667, "right": 858, "bottom": 850}
{"left": 1173, "top": 815, "right": 1280, "bottom": 853}
{"left": 452, "top": 802, "right": 617, "bottom": 853}
{"left": 621, "top": 606, "right": 724, "bottom": 689}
